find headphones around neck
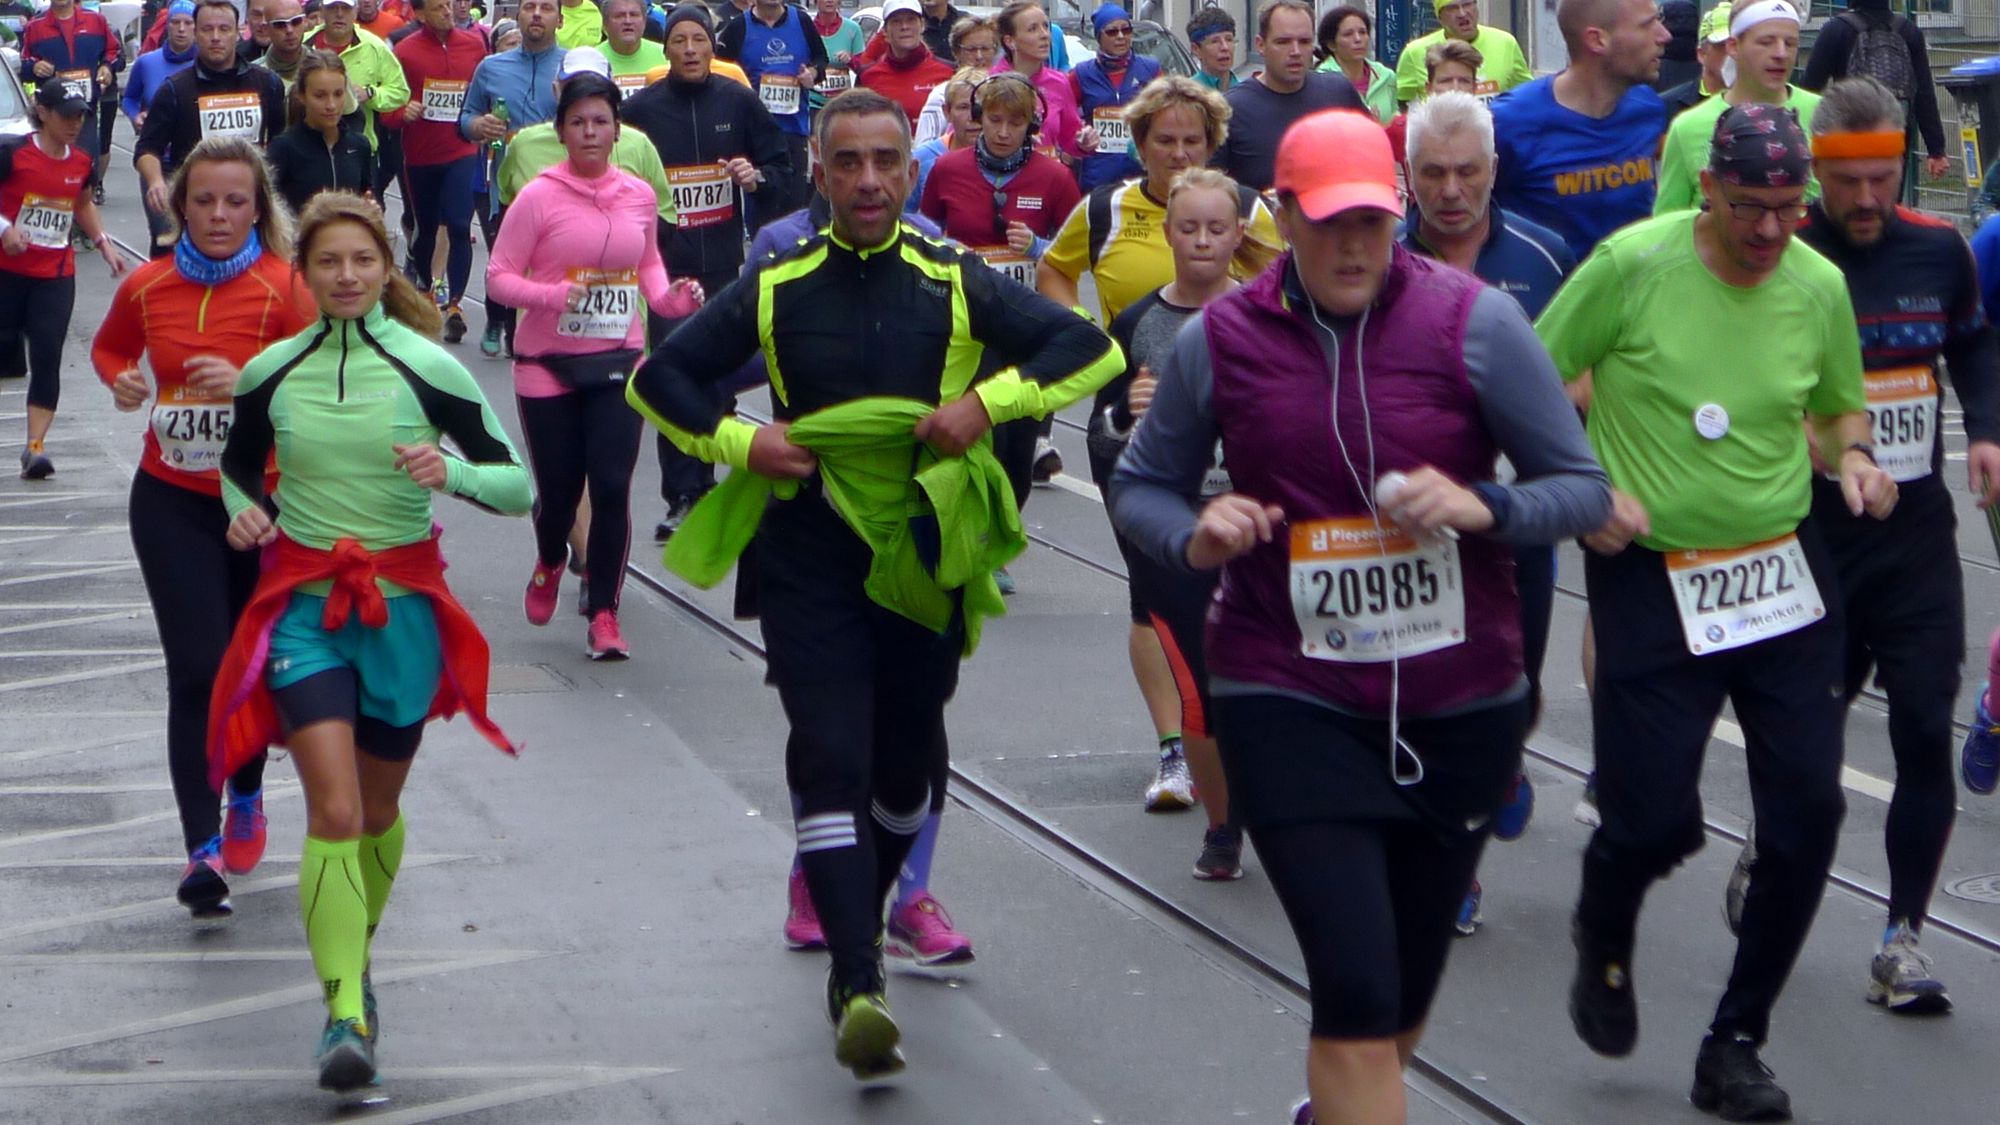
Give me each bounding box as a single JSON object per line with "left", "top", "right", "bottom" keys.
{"left": 968, "top": 71, "right": 1045, "bottom": 139}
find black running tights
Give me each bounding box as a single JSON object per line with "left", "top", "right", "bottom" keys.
{"left": 516, "top": 385, "right": 643, "bottom": 614}
{"left": 0, "top": 271, "right": 74, "bottom": 411}
{"left": 128, "top": 471, "right": 267, "bottom": 853}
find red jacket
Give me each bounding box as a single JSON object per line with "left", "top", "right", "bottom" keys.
{"left": 207, "top": 533, "right": 517, "bottom": 790}
{"left": 19, "top": 8, "right": 121, "bottom": 102}
{"left": 919, "top": 146, "right": 1080, "bottom": 249}
{"left": 855, "top": 46, "right": 952, "bottom": 128}
{"left": 384, "top": 24, "right": 485, "bottom": 166}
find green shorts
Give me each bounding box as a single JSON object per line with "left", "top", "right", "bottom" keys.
{"left": 265, "top": 591, "right": 442, "bottom": 729}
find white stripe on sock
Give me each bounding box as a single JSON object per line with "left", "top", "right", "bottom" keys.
{"left": 870, "top": 799, "right": 927, "bottom": 836}
{"left": 798, "top": 830, "right": 859, "bottom": 853}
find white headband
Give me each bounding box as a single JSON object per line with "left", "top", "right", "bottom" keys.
{"left": 1729, "top": 0, "right": 1800, "bottom": 39}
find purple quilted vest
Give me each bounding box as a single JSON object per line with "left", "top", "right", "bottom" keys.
{"left": 1201, "top": 248, "right": 1523, "bottom": 717}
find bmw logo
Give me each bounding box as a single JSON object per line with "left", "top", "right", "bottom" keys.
{"left": 1325, "top": 628, "right": 1347, "bottom": 651}
{"left": 1705, "top": 624, "right": 1725, "bottom": 644}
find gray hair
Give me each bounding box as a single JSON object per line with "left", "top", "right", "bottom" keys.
{"left": 1405, "top": 90, "right": 1494, "bottom": 166}
{"left": 1811, "top": 75, "right": 1903, "bottom": 136}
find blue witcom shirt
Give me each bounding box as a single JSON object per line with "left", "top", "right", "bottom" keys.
{"left": 1398, "top": 205, "right": 1576, "bottom": 321}
{"left": 1491, "top": 75, "right": 1668, "bottom": 262}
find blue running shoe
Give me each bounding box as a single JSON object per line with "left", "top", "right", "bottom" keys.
{"left": 316, "top": 1017, "right": 375, "bottom": 1092}
{"left": 1290, "top": 1095, "right": 1314, "bottom": 1124}
{"left": 1454, "top": 879, "right": 1482, "bottom": 936}
{"left": 1962, "top": 693, "right": 1999, "bottom": 795}
{"left": 1494, "top": 771, "right": 1534, "bottom": 840}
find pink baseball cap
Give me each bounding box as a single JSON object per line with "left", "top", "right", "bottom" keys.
{"left": 1272, "top": 110, "right": 1403, "bottom": 222}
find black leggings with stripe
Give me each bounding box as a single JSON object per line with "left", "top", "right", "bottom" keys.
{"left": 516, "top": 385, "right": 643, "bottom": 614}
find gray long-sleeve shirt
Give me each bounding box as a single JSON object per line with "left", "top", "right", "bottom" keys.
{"left": 1109, "top": 285, "right": 1611, "bottom": 574}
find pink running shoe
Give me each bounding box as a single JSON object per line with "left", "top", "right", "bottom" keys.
{"left": 586, "top": 609, "right": 630, "bottom": 660}
{"left": 524, "top": 559, "right": 563, "bottom": 626}
{"left": 784, "top": 866, "right": 826, "bottom": 951}
{"left": 887, "top": 890, "right": 974, "bottom": 965}
{"left": 219, "top": 788, "right": 267, "bottom": 875}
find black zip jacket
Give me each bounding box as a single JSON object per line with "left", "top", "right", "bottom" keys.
{"left": 133, "top": 57, "right": 287, "bottom": 176}
{"left": 621, "top": 71, "right": 793, "bottom": 281}
{"left": 266, "top": 122, "right": 376, "bottom": 216}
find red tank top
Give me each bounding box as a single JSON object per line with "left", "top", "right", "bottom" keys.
{"left": 0, "top": 135, "right": 94, "bottom": 280}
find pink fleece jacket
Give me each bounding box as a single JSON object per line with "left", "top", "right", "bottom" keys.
{"left": 485, "top": 160, "right": 698, "bottom": 398}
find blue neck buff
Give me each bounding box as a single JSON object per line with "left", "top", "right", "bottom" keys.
{"left": 175, "top": 227, "right": 263, "bottom": 287}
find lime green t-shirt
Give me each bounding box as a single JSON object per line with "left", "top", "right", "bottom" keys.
{"left": 1533, "top": 211, "right": 1866, "bottom": 551}
{"left": 556, "top": 0, "right": 604, "bottom": 49}
{"left": 1392, "top": 25, "right": 1533, "bottom": 105}
{"left": 603, "top": 37, "right": 667, "bottom": 80}
{"left": 1653, "top": 85, "right": 1821, "bottom": 215}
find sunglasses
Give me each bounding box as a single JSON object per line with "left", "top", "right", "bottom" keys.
{"left": 269, "top": 14, "right": 307, "bottom": 27}
{"left": 1100, "top": 24, "right": 1133, "bottom": 36}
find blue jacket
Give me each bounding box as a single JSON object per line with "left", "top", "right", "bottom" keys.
{"left": 122, "top": 44, "right": 196, "bottom": 122}
{"left": 1972, "top": 212, "right": 2000, "bottom": 328}
{"left": 1071, "top": 53, "right": 1160, "bottom": 191}
{"left": 458, "top": 43, "right": 565, "bottom": 141}
{"left": 1397, "top": 206, "right": 1576, "bottom": 321}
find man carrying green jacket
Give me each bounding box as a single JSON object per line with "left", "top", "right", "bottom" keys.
{"left": 626, "top": 88, "right": 1119, "bottom": 1084}
{"left": 306, "top": 0, "right": 410, "bottom": 149}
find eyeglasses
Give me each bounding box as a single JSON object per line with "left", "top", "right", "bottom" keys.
{"left": 1100, "top": 24, "right": 1133, "bottom": 36}
{"left": 269, "top": 14, "right": 307, "bottom": 26}
{"left": 992, "top": 188, "right": 1010, "bottom": 240}
{"left": 1719, "top": 193, "right": 1809, "bottom": 224}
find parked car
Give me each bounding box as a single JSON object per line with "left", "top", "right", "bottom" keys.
{"left": 0, "top": 47, "right": 28, "bottom": 140}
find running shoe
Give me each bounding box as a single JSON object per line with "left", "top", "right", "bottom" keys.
{"left": 576, "top": 573, "right": 590, "bottom": 618}
{"left": 1454, "top": 879, "right": 1483, "bottom": 936}
{"left": 828, "top": 984, "right": 904, "bottom": 1081}
{"left": 18, "top": 447, "right": 52, "bottom": 481}
{"left": 784, "top": 866, "right": 826, "bottom": 951}
{"left": 993, "top": 567, "right": 1016, "bottom": 596}
{"left": 316, "top": 1016, "right": 376, "bottom": 1092}
{"left": 1961, "top": 692, "right": 1999, "bottom": 795}
{"left": 431, "top": 278, "right": 449, "bottom": 309}
{"left": 586, "top": 609, "right": 630, "bottom": 661}
{"left": 654, "top": 495, "right": 697, "bottom": 543}
{"left": 1568, "top": 915, "right": 1637, "bottom": 1058}
{"left": 1690, "top": 1032, "right": 1791, "bottom": 1122}
{"left": 1192, "top": 824, "right": 1244, "bottom": 881}
{"left": 176, "top": 837, "right": 231, "bottom": 919}
{"left": 442, "top": 304, "right": 467, "bottom": 345}
{"left": 1144, "top": 741, "right": 1196, "bottom": 812}
{"left": 219, "top": 787, "right": 267, "bottom": 874}
{"left": 887, "top": 890, "right": 974, "bottom": 965}
{"left": 1031, "top": 437, "right": 1062, "bottom": 485}
{"left": 1723, "top": 836, "right": 1755, "bottom": 937}
{"left": 1493, "top": 771, "right": 1534, "bottom": 840}
{"left": 524, "top": 558, "right": 563, "bottom": 626}
{"left": 480, "top": 323, "right": 504, "bottom": 358}
{"left": 92, "top": 184, "right": 105, "bottom": 206}
{"left": 1867, "top": 921, "right": 1951, "bottom": 1014}
{"left": 1572, "top": 771, "right": 1601, "bottom": 828}
{"left": 1289, "top": 1096, "right": 1314, "bottom": 1125}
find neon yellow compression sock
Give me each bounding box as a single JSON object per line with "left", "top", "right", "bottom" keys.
{"left": 359, "top": 814, "right": 406, "bottom": 949}
{"left": 299, "top": 835, "right": 369, "bottom": 1026}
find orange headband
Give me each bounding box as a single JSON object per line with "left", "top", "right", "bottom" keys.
{"left": 1810, "top": 131, "right": 1906, "bottom": 159}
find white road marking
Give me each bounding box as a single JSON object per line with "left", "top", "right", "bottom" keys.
{"left": 0, "top": 728, "right": 164, "bottom": 764}
{"left": 0, "top": 847, "right": 443, "bottom": 943}
{"left": 0, "top": 1064, "right": 674, "bottom": 1088}
{"left": 0, "top": 610, "right": 154, "bottom": 637}
{"left": 0, "top": 947, "right": 554, "bottom": 1065}
{"left": 1711, "top": 718, "right": 1898, "bottom": 803}
{"left": 0, "top": 649, "right": 162, "bottom": 659}
{"left": 0, "top": 659, "right": 167, "bottom": 694}
{"left": 1043, "top": 471, "right": 1100, "bottom": 500}
{"left": 0, "top": 602, "right": 153, "bottom": 611}
{"left": 0, "top": 563, "right": 139, "bottom": 587}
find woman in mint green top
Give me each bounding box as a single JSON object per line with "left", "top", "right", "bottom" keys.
{"left": 217, "top": 191, "right": 530, "bottom": 1095}
{"left": 1316, "top": 6, "right": 1398, "bottom": 124}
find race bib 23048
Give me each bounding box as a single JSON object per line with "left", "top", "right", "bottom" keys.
{"left": 16, "top": 192, "right": 74, "bottom": 250}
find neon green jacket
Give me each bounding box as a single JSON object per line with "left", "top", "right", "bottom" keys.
{"left": 659, "top": 397, "right": 1022, "bottom": 654}
{"left": 305, "top": 26, "right": 411, "bottom": 148}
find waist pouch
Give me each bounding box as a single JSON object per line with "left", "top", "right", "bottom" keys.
{"left": 522, "top": 348, "right": 642, "bottom": 391}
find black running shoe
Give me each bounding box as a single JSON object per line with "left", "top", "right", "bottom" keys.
{"left": 655, "top": 495, "right": 696, "bottom": 542}
{"left": 1569, "top": 916, "right": 1638, "bottom": 1057}
{"left": 1192, "top": 825, "right": 1244, "bottom": 881}
{"left": 176, "top": 840, "right": 232, "bottom": 918}
{"left": 443, "top": 304, "right": 467, "bottom": 344}
{"left": 1690, "top": 1033, "right": 1792, "bottom": 1121}
{"left": 19, "top": 448, "right": 52, "bottom": 481}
